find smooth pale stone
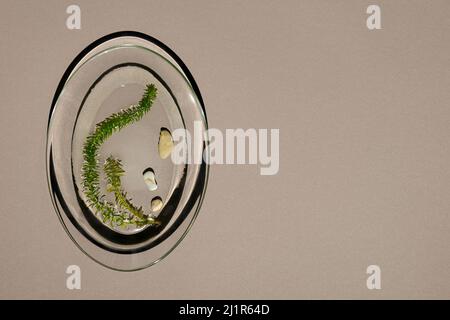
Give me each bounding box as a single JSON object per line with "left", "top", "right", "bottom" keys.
{"left": 150, "top": 197, "right": 163, "bottom": 212}
{"left": 143, "top": 169, "right": 158, "bottom": 191}
{"left": 158, "top": 128, "right": 174, "bottom": 159}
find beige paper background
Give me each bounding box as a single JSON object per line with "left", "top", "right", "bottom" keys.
{"left": 0, "top": 0, "right": 449, "bottom": 299}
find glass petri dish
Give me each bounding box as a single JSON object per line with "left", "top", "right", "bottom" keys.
{"left": 46, "top": 31, "right": 208, "bottom": 271}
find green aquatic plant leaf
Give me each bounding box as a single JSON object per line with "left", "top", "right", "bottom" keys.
{"left": 81, "top": 84, "right": 159, "bottom": 226}
{"left": 104, "top": 156, "right": 159, "bottom": 225}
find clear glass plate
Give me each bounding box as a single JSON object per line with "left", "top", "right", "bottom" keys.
{"left": 46, "top": 32, "right": 208, "bottom": 271}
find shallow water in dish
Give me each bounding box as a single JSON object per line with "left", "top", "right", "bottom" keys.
{"left": 72, "top": 65, "right": 185, "bottom": 235}
{"left": 47, "top": 36, "right": 208, "bottom": 270}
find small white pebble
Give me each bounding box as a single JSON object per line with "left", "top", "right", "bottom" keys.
{"left": 143, "top": 169, "right": 157, "bottom": 191}
{"left": 150, "top": 197, "right": 163, "bottom": 212}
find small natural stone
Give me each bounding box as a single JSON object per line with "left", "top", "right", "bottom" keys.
{"left": 150, "top": 196, "right": 163, "bottom": 212}
{"left": 143, "top": 168, "right": 157, "bottom": 191}
{"left": 158, "top": 128, "right": 173, "bottom": 159}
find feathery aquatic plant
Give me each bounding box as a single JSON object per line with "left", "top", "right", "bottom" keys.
{"left": 104, "top": 156, "right": 159, "bottom": 225}
{"left": 81, "top": 84, "right": 159, "bottom": 227}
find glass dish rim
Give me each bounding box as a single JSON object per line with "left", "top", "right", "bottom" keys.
{"left": 46, "top": 31, "right": 209, "bottom": 271}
